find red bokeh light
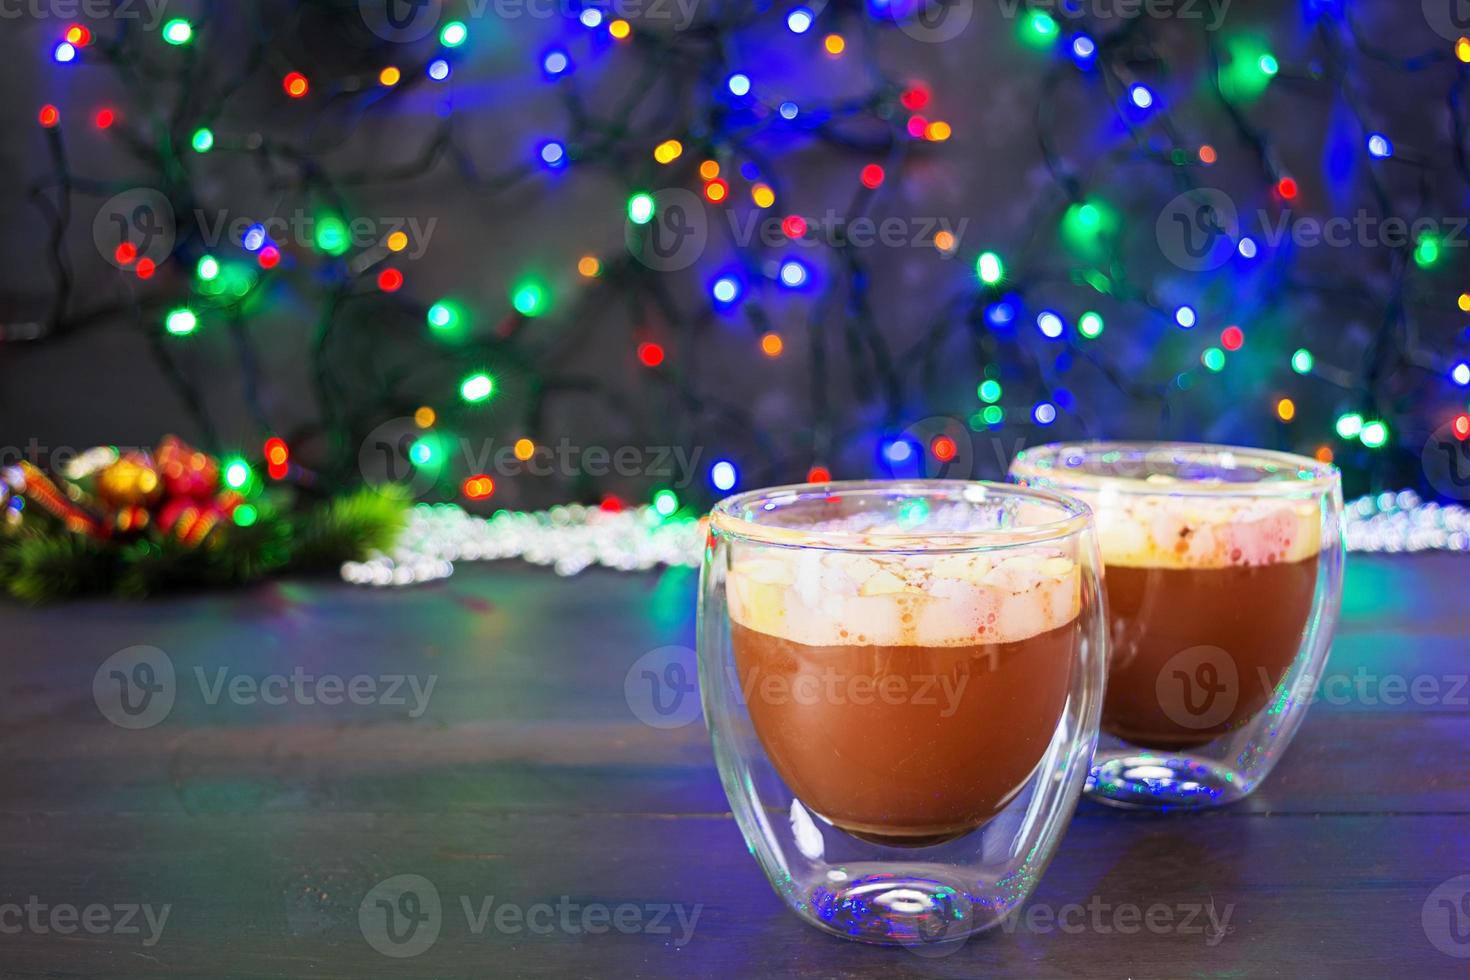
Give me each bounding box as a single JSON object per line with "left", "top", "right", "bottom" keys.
{"left": 65, "top": 24, "right": 93, "bottom": 46}
{"left": 94, "top": 108, "right": 116, "bottom": 129}
{"left": 900, "top": 84, "right": 930, "bottom": 111}
{"left": 378, "top": 268, "right": 404, "bottom": 292}
{"left": 283, "top": 72, "right": 309, "bottom": 98}
{"left": 806, "top": 466, "right": 832, "bottom": 483}
{"left": 931, "top": 435, "right": 958, "bottom": 463}
{"left": 781, "top": 215, "right": 807, "bottom": 239}
{"left": 258, "top": 246, "right": 282, "bottom": 269}
{"left": 1455, "top": 414, "right": 1470, "bottom": 441}
{"left": 1220, "top": 325, "right": 1244, "bottom": 351}
{"left": 39, "top": 105, "right": 60, "bottom": 128}
{"left": 1276, "top": 176, "right": 1298, "bottom": 200}
{"left": 860, "top": 164, "right": 885, "bottom": 189}
{"left": 135, "top": 258, "right": 156, "bottom": 280}
{"left": 703, "top": 179, "right": 729, "bottom": 204}
{"left": 637, "top": 342, "right": 665, "bottom": 367}
{"left": 114, "top": 242, "right": 138, "bottom": 266}
{"left": 463, "top": 475, "right": 495, "bottom": 500}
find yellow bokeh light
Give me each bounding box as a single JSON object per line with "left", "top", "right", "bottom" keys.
{"left": 609, "top": 19, "right": 631, "bottom": 40}
{"left": 578, "top": 256, "right": 601, "bottom": 278}
{"left": 1276, "top": 398, "right": 1296, "bottom": 422}
{"left": 513, "top": 438, "right": 535, "bottom": 461}
{"left": 386, "top": 231, "right": 409, "bottom": 253}
{"left": 698, "top": 160, "right": 720, "bottom": 181}
{"left": 925, "top": 120, "right": 952, "bottom": 142}
{"left": 751, "top": 183, "right": 775, "bottom": 208}
{"left": 1459, "top": 292, "right": 1470, "bottom": 312}
{"left": 654, "top": 139, "right": 683, "bottom": 164}
{"left": 760, "top": 333, "right": 783, "bottom": 358}
{"left": 414, "top": 406, "right": 437, "bottom": 428}
{"left": 379, "top": 66, "right": 401, "bottom": 87}
{"left": 824, "top": 34, "right": 845, "bottom": 55}
{"left": 934, "top": 230, "right": 956, "bottom": 253}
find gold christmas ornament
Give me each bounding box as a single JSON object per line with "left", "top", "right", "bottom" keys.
{"left": 94, "top": 453, "right": 163, "bottom": 508}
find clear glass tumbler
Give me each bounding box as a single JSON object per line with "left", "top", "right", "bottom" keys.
{"left": 1010, "top": 442, "right": 1344, "bottom": 809}
{"left": 698, "top": 481, "right": 1106, "bottom": 945}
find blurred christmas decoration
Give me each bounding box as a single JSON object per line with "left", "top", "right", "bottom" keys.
{"left": 342, "top": 500, "right": 704, "bottom": 586}
{"left": 340, "top": 489, "right": 1468, "bottom": 590}
{"left": 0, "top": 438, "right": 407, "bottom": 602}
{"left": 11, "top": 2, "right": 1470, "bottom": 509}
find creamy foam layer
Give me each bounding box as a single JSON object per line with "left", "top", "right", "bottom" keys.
{"left": 1080, "top": 488, "right": 1321, "bottom": 569}
{"left": 727, "top": 543, "right": 1081, "bottom": 647}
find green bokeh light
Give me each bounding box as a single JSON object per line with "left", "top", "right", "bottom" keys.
{"left": 315, "top": 216, "right": 350, "bottom": 257}
{"left": 976, "top": 251, "right": 1004, "bottom": 285}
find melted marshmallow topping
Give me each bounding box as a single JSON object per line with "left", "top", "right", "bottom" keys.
{"left": 727, "top": 539, "right": 1081, "bottom": 648}
{"left": 1082, "top": 485, "right": 1321, "bottom": 569}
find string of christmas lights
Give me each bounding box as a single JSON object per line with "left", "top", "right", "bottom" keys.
{"left": 14, "top": 1, "right": 1470, "bottom": 514}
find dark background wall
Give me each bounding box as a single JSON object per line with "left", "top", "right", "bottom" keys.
{"left": 2, "top": 1, "right": 1464, "bottom": 507}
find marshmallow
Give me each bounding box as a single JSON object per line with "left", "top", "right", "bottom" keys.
{"left": 727, "top": 542, "right": 1080, "bottom": 647}
{"left": 1086, "top": 489, "right": 1322, "bottom": 569}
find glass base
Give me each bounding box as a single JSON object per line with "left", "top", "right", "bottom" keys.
{"left": 803, "top": 866, "right": 997, "bottom": 947}
{"left": 1085, "top": 751, "right": 1253, "bottom": 810}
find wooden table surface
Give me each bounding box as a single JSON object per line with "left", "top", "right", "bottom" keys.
{"left": 2, "top": 553, "right": 1469, "bottom": 978}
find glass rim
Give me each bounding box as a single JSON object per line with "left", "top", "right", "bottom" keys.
{"left": 708, "top": 479, "right": 1094, "bottom": 553}
{"left": 1010, "top": 441, "right": 1341, "bottom": 499}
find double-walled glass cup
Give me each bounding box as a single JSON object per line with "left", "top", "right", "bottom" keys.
{"left": 1010, "top": 443, "right": 1344, "bottom": 809}
{"left": 698, "top": 481, "right": 1106, "bottom": 945}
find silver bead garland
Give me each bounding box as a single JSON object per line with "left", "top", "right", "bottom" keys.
{"left": 342, "top": 490, "right": 1470, "bottom": 587}
{"left": 341, "top": 503, "right": 704, "bottom": 587}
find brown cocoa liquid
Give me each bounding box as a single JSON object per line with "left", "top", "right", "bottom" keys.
{"left": 1102, "top": 557, "right": 1318, "bottom": 749}
{"left": 731, "top": 618, "right": 1078, "bottom": 848}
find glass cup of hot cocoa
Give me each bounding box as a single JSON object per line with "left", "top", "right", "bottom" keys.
{"left": 1010, "top": 442, "right": 1344, "bottom": 809}
{"left": 698, "top": 481, "right": 1106, "bottom": 945}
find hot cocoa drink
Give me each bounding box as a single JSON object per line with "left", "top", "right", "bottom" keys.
{"left": 727, "top": 546, "right": 1081, "bottom": 847}
{"left": 1095, "top": 495, "right": 1321, "bottom": 748}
